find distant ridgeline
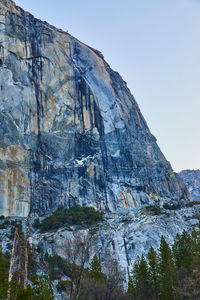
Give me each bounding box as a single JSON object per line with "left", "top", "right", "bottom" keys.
{"left": 179, "top": 170, "right": 200, "bottom": 202}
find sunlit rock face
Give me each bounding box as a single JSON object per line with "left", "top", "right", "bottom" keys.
{"left": 0, "top": 0, "right": 191, "bottom": 217}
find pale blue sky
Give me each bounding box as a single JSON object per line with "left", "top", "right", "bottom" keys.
{"left": 14, "top": 0, "right": 200, "bottom": 172}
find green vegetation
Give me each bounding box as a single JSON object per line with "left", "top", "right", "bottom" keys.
{"left": 32, "top": 218, "right": 40, "bottom": 230}
{"left": 90, "top": 254, "right": 104, "bottom": 283}
{"left": 10, "top": 220, "right": 24, "bottom": 239}
{"left": 44, "top": 252, "right": 71, "bottom": 281}
{"left": 144, "top": 205, "right": 162, "bottom": 215}
{"left": 0, "top": 245, "right": 55, "bottom": 299}
{"left": 0, "top": 220, "right": 54, "bottom": 299}
{"left": 159, "top": 236, "right": 178, "bottom": 300}
{"left": 169, "top": 171, "right": 175, "bottom": 179}
{"left": 36, "top": 205, "right": 103, "bottom": 232}
{"left": 0, "top": 247, "right": 10, "bottom": 299}
{"left": 0, "top": 219, "right": 10, "bottom": 230}
{"left": 131, "top": 254, "right": 152, "bottom": 299}
{"left": 31, "top": 275, "right": 54, "bottom": 300}
{"left": 186, "top": 200, "right": 200, "bottom": 207}
{"left": 163, "top": 203, "right": 181, "bottom": 210}
{"left": 128, "top": 225, "right": 200, "bottom": 300}
{"left": 147, "top": 246, "right": 159, "bottom": 299}
{"left": 56, "top": 280, "right": 71, "bottom": 293}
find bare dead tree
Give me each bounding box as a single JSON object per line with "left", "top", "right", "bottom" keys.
{"left": 16, "top": 248, "right": 23, "bottom": 285}
{"left": 7, "top": 227, "right": 18, "bottom": 300}
{"left": 103, "top": 258, "right": 126, "bottom": 300}
{"left": 24, "top": 215, "right": 30, "bottom": 289}
{"left": 80, "top": 276, "right": 106, "bottom": 300}
{"left": 62, "top": 231, "right": 94, "bottom": 300}
{"left": 78, "top": 257, "right": 127, "bottom": 300}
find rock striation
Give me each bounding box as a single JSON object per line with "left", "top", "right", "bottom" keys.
{"left": 179, "top": 170, "right": 200, "bottom": 202}
{"left": 1, "top": 2, "right": 200, "bottom": 294}
{"left": 0, "top": 0, "right": 191, "bottom": 217}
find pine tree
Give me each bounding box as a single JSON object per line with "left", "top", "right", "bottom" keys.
{"left": 191, "top": 227, "right": 200, "bottom": 255}
{"left": 15, "top": 286, "right": 33, "bottom": 300}
{"left": 172, "top": 230, "right": 195, "bottom": 272}
{"left": 159, "top": 236, "right": 178, "bottom": 300}
{"left": 127, "top": 275, "right": 136, "bottom": 299}
{"left": 132, "top": 255, "right": 151, "bottom": 300}
{"left": 147, "top": 246, "right": 160, "bottom": 299}
{"left": 32, "top": 275, "right": 54, "bottom": 300}
{"left": 0, "top": 247, "right": 9, "bottom": 299}
{"left": 175, "top": 227, "right": 200, "bottom": 299}
{"left": 90, "top": 254, "right": 104, "bottom": 283}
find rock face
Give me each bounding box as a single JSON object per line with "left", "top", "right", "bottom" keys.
{"left": 179, "top": 170, "right": 200, "bottom": 202}
{"left": 0, "top": 0, "right": 191, "bottom": 217}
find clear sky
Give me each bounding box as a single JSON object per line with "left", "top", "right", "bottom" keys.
{"left": 14, "top": 0, "right": 200, "bottom": 172}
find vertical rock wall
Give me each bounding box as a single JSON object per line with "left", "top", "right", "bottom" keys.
{"left": 0, "top": 0, "right": 190, "bottom": 217}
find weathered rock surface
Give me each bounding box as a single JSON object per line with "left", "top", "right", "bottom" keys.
{"left": 179, "top": 170, "right": 200, "bottom": 202}
{"left": 0, "top": 3, "right": 199, "bottom": 296}
{"left": 0, "top": 0, "right": 191, "bottom": 217}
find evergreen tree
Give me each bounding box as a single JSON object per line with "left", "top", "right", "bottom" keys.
{"left": 90, "top": 254, "right": 104, "bottom": 283}
{"left": 176, "top": 226, "right": 200, "bottom": 299}
{"left": 191, "top": 227, "right": 200, "bottom": 255}
{"left": 32, "top": 275, "right": 54, "bottom": 300}
{"left": 132, "top": 255, "right": 151, "bottom": 300}
{"left": 172, "top": 230, "right": 195, "bottom": 272}
{"left": 0, "top": 247, "right": 9, "bottom": 299}
{"left": 147, "top": 246, "right": 160, "bottom": 299}
{"left": 127, "top": 275, "right": 136, "bottom": 299}
{"left": 159, "top": 236, "right": 178, "bottom": 300}
{"left": 15, "top": 286, "right": 33, "bottom": 300}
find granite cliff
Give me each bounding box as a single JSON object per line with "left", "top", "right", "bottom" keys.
{"left": 179, "top": 170, "right": 200, "bottom": 202}
{"left": 1, "top": 2, "right": 200, "bottom": 295}
{"left": 0, "top": 0, "right": 191, "bottom": 217}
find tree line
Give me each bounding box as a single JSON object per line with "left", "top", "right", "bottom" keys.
{"left": 127, "top": 226, "right": 200, "bottom": 300}
{"left": 0, "top": 221, "right": 199, "bottom": 299}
